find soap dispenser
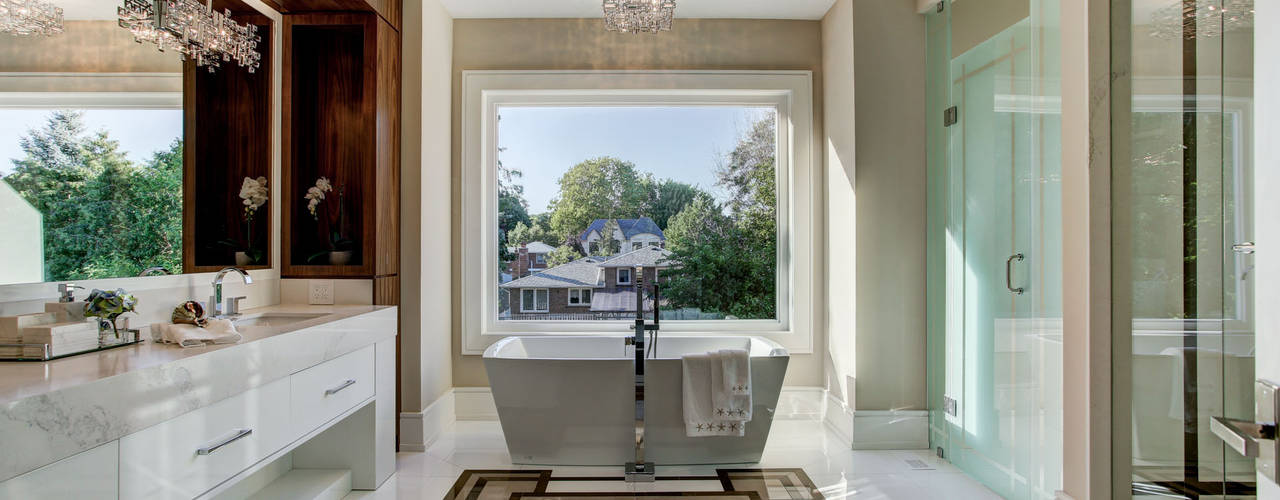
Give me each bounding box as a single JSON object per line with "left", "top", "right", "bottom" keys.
{"left": 45, "top": 283, "right": 88, "bottom": 322}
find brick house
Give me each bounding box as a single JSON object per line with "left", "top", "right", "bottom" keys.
{"left": 499, "top": 246, "right": 674, "bottom": 319}
{"left": 505, "top": 241, "right": 556, "bottom": 279}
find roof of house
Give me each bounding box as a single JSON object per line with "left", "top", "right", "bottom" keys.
{"left": 506, "top": 241, "right": 557, "bottom": 254}
{"left": 597, "top": 246, "right": 674, "bottom": 268}
{"left": 579, "top": 217, "right": 665, "bottom": 241}
{"left": 499, "top": 256, "right": 607, "bottom": 289}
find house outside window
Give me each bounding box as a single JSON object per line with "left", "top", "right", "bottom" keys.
{"left": 534, "top": 254, "right": 546, "bottom": 266}
{"left": 520, "top": 289, "right": 549, "bottom": 312}
{"left": 463, "top": 71, "right": 816, "bottom": 356}
{"left": 568, "top": 288, "right": 592, "bottom": 306}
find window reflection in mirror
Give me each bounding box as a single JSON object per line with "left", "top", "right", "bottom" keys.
{"left": 0, "top": 0, "right": 272, "bottom": 285}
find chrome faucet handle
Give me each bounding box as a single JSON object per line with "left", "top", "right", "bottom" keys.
{"left": 58, "top": 283, "right": 84, "bottom": 302}
{"left": 225, "top": 296, "right": 247, "bottom": 317}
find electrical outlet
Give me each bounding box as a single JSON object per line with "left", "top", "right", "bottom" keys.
{"left": 309, "top": 280, "right": 335, "bottom": 305}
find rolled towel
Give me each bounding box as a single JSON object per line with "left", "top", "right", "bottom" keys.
{"left": 154, "top": 319, "right": 241, "bottom": 348}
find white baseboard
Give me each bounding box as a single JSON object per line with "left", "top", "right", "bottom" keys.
{"left": 454, "top": 387, "right": 499, "bottom": 421}
{"left": 822, "top": 391, "right": 854, "bottom": 445}
{"left": 399, "top": 390, "right": 456, "bottom": 452}
{"left": 774, "top": 387, "right": 826, "bottom": 420}
{"left": 1054, "top": 491, "right": 1075, "bottom": 500}
{"left": 849, "top": 409, "right": 930, "bottom": 450}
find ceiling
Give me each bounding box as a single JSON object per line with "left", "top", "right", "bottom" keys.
{"left": 438, "top": 0, "right": 839, "bottom": 20}
{"left": 58, "top": 0, "right": 118, "bottom": 21}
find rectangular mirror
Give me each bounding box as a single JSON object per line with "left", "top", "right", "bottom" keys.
{"left": 0, "top": 0, "right": 274, "bottom": 285}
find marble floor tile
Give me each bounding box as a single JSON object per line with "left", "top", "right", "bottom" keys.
{"left": 369, "top": 419, "right": 1001, "bottom": 500}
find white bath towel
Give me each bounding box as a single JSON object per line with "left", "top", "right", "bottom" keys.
{"left": 154, "top": 319, "right": 241, "bottom": 348}
{"left": 683, "top": 350, "right": 751, "bottom": 437}
{"left": 715, "top": 349, "right": 752, "bottom": 421}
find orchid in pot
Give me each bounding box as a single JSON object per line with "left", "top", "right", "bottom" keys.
{"left": 304, "top": 176, "right": 355, "bottom": 265}
{"left": 220, "top": 176, "right": 268, "bottom": 265}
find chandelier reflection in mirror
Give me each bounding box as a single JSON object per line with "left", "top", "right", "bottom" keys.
{"left": 1148, "top": 0, "right": 1253, "bottom": 39}
{"left": 0, "top": 0, "right": 64, "bottom": 36}
{"left": 602, "top": 0, "right": 675, "bottom": 34}
{"left": 117, "top": 0, "right": 262, "bottom": 73}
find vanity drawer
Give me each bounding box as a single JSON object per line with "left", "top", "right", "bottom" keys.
{"left": 291, "top": 345, "right": 375, "bottom": 432}
{"left": 119, "top": 377, "right": 291, "bottom": 500}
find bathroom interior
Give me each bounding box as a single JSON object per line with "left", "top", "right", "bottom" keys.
{"left": 0, "top": 0, "right": 1275, "bottom": 499}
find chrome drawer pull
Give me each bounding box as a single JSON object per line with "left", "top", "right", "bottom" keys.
{"left": 197, "top": 428, "right": 253, "bottom": 455}
{"left": 325, "top": 379, "right": 356, "bottom": 396}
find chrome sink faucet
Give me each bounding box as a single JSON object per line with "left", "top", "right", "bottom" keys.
{"left": 210, "top": 267, "right": 253, "bottom": 319}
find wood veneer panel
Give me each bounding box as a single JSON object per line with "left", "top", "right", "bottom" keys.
{"left": 182, "top": 15, "right": 274, "bottom": 273}
{"left": 269, "top": 0, "right": 399, "bottom": 31}
{"left": 375, "top": 16, "right": 400, "bottom": 277}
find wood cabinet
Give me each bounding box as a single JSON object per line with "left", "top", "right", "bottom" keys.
{"left": 281, "top": 12, "right": 399, "bottom": 279}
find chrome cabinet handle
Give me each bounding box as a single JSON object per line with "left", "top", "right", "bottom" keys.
{"left": 1233, "top": 242, "right": 1256, "bottom": 255}
{"left": 197, "top": 428, "right": 253, "bottom": 455}
{"left": 324, "top": 379, "right": 356, "bottom": 396}
{"left": 1005, "top": 253, "right": 1025, "bottom": 295}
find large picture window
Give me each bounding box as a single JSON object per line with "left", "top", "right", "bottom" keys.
{"left": 462, "top": 71, "right": 815, "bottom": 355}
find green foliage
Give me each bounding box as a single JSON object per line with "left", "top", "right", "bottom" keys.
{"left": 646, "top": 179, "right": 712, "bottom": 231}
{"left": 84, "top": 288, "right": 138, "bottom": 337}
{"left": 663, "top": 115, "right": 777, "bottom": 319}
{"left": 595, "top": 218, "right": 622, "bottom": 257}
{"left": 508, "top": 220, "right": 560, "bottom": 248}
{"left": 545, "top": 244, "right": 582, "bottom": 267}
{"left": 548, "top": 157, "right": 651, "bottom": 240}
{"left": 3, "top": 111, "right": 183, "bottom": 281}
{"left": 497, "top": 147, "right": 531, "bottom": 261}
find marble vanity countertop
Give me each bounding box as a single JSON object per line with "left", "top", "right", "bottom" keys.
{"left": 0, "top": 304, "right": 397, "bottom": 481}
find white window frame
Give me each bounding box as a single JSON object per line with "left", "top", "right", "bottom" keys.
{"left": 568, "top": 288, "right": 592, "bottom": 306}
{"left": 462, "top": 70, "right": 816, "bottom": 356}
{"left": 520, "top": 288, "right": 549, "bottom": 313}
{"left": 617, "top": 268, "right": 633, "bottom": 285}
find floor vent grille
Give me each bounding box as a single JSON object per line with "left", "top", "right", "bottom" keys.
{"left": 904, "top": 458, "right": 934, "bottom": 470}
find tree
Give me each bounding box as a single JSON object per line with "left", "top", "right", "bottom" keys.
{"left": 548, "top": 157, "right": 650, "bottom": 239}
{"left": 497, "top": 147, "right": 531, "bottom": 262}
{"left": 662, "top": 115, "right": 778, "bottom": 319}
{"left": 507, "top": 220, "right": 559, "bottom": 248}
{"left": 3, "top": 111, "right": 183, "bottom": 281}
{"left": 545, "top": 244, "right": 581, "bottom": 267}
{"left": 594, "top": 218, "right": 622, "bottom": 257}
{"left": 647, "top": 179, "right": 711, "bottom": 231}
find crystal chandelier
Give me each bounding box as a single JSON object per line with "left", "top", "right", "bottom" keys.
{"left": 602, "top": 0, "right": 675, "bottom": 34}
{"left": 117, "top": 0, "right": 262, "bottom": 73}
{"left": 1148, "top": 0, "right": 1253, "bottom": 40}
{"left": 0, "top": 0, "right": 64, "bottom": 36}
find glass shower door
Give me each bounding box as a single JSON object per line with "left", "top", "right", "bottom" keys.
{"left": 926, "top": 0, "right": 1063, "bottom": 498}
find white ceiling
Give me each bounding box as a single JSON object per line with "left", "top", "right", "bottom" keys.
{"left": 57, "top": 0, "right": 120, "bottom": 21}
{"left": 438, "top": 0, "right": 839, "bottom": 20}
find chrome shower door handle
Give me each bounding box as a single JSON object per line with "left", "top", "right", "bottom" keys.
{"left": 1210, "top": 416, "right": 1274, "bottom": 458}
{"left": 1210, "top": 379, "right": 1280, "bottom": 484}
{"left": 1005, "top": 253, "right": 1025, "bottom": 295}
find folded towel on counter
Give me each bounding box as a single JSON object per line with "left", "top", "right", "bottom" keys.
{"left": 153, "top": 319, "right": 241, "bottom": 348}
{"left": 682, "top": 349, "right": 753, "bottom": 437}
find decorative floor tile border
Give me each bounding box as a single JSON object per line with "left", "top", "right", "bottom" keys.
{"left": 444, "top": 468, "right": 823, "bottom": 500}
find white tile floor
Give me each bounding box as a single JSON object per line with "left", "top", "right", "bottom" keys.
{"left": 346, "top": 419, "right": 1001, "bottom": 500}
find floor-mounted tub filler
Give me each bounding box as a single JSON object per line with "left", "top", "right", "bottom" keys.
{"left": 482, "top": 334, "right": 789, "bottom": 468}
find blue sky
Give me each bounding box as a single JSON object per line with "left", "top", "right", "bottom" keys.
{"left": 497, "top": 106, "right": 774, "bottom": 214}
{"left": 0, "top": 109, "right": 184, "bottom": 176}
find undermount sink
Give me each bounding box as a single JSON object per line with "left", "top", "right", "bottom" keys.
{"left": 233, "top": 312, "right": 328, "bottom": 328}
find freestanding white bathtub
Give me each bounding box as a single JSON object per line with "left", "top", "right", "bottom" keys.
{"left": 482, "top": 336, "right": 790, "bottom": 465}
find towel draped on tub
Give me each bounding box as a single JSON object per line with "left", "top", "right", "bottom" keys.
{"left": 682, "top": 349, "right": 752, "bottom": 437}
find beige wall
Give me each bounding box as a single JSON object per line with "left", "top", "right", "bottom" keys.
{"left": 449, "top": 18, "right": 826, "bottom": 388}
{"left": 0, "top": 21, "right": 181, "bottom": 73}
{"left": 401, "top": 0, "right": 455, "bottom": 412}
{"left": 822, "top": 0, "right": 857, "bottom": 406}
{"left": 849, "top": 0, "right": 927, "bottom": 411}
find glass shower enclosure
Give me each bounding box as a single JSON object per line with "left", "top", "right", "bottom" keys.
{"left": 925, "top": 0, "right": 1064, "bottom": 498}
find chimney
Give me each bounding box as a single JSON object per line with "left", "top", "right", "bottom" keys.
{"left": 517, "top": 244, "right": 530, "bottom": 277}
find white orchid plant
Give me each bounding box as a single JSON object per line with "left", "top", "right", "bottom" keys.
{"left": 220, "top": 176, "right": 268, "bottom": 264}
{"left": 303, "top": 176, "right": 354, "bottom": 263}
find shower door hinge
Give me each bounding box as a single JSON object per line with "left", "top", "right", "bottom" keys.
{"left": 943, "top": 395, "right": 958, "bottom": 416}
{"left": 936, "top": 1, "right": 944, "bottom": 13}
{"left": 943, "top": 106, "right": 959, "bottom": 127}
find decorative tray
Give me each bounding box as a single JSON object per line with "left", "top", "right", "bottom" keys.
{"left": 0, "top": 330, "right": 144, "bottom": 362}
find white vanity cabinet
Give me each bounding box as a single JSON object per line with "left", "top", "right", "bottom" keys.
{"left": 0, "top": 442, "right": 119, "bottom": 499}
{"left": 0, "top": 305, "right": 397, "bottom": 500}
